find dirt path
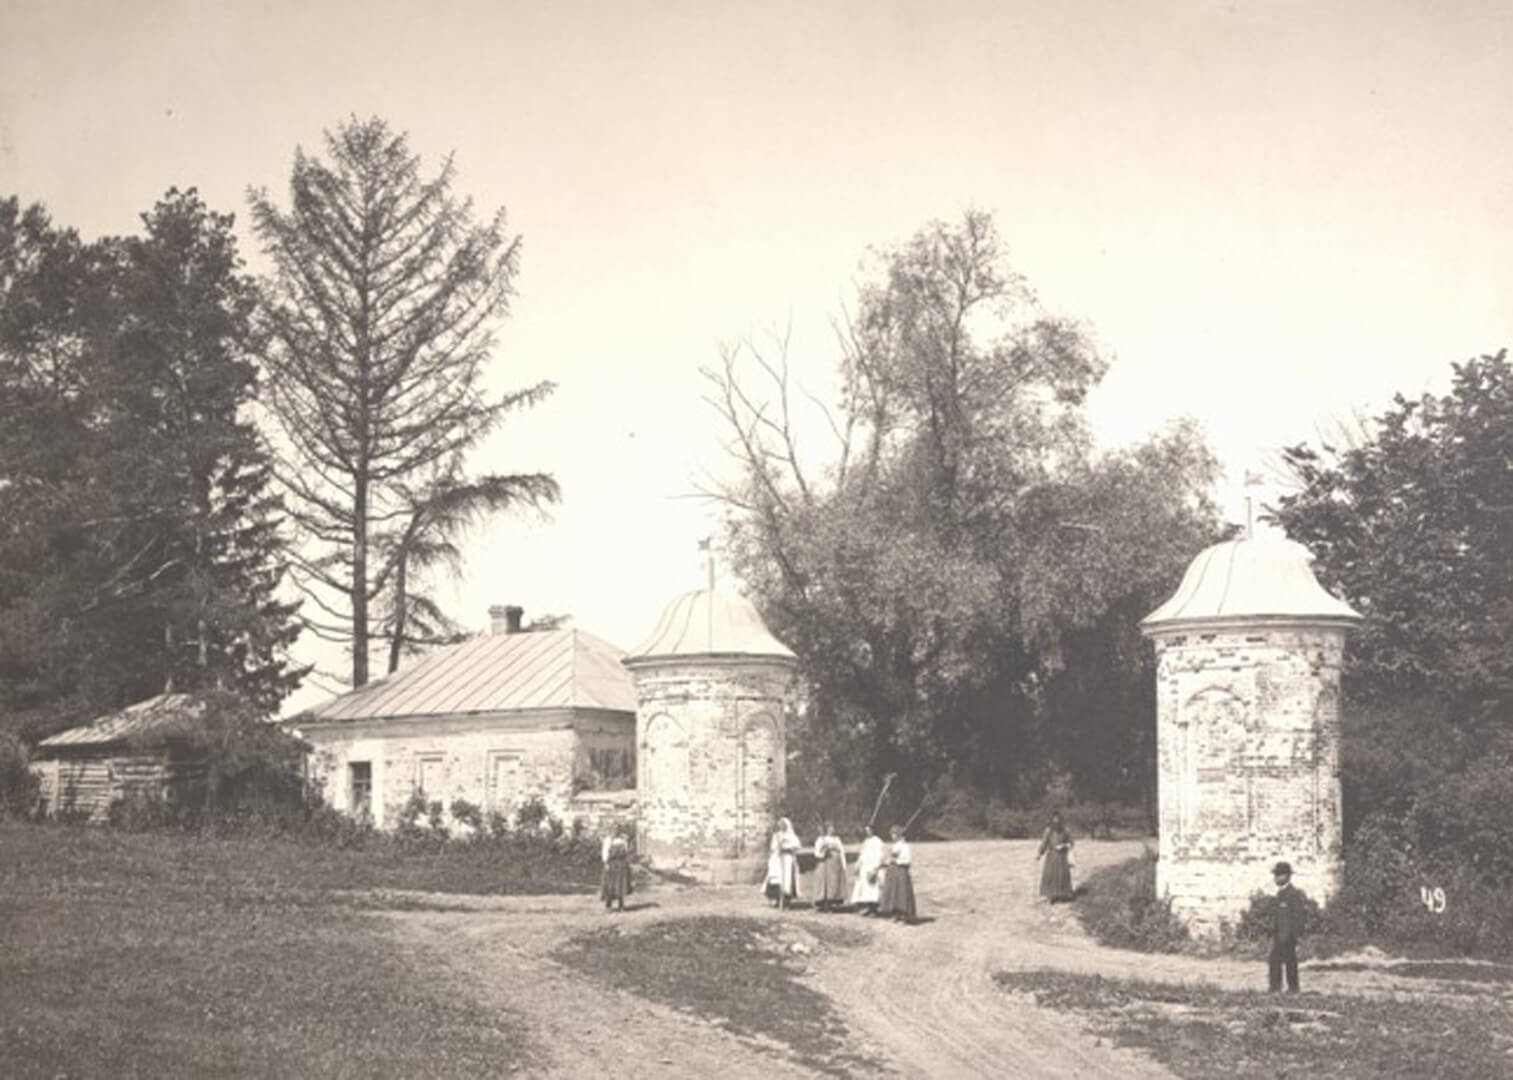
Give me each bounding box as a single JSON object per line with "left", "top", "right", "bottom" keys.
{"left": 380, "top": 839, "right": 1476, "bottom": 1078}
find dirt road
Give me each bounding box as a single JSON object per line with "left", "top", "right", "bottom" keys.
{"left": 383, "top": 839, "right": 1412, "bottom": 1078}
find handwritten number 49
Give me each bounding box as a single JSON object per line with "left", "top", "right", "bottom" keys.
{"left": 1419, "top": 885, "right": 1447, "bottom": 914}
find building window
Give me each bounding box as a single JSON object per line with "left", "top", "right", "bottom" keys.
{"left": 584, "top": 747, "right": 635, "bottom": 790}
{"left": 349, "top": 761, "right": 372, "bottom": 817}
{"left": 486, "top": 751, "right": 522, "bottom": 812}
{"left": 416, "top": 754, "right": 445, "bottom": 797}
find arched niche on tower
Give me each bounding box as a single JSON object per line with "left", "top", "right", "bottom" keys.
{"left": 641, "top": 712, "right": 688, "bottom": 796}
{"left": 1176, "top": 685, "right": 1248, "bottom": 837}
{"left": 739, "top": 710, "right": 781, "bottom": 830}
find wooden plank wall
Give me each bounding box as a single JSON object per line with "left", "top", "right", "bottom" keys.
{"left": 40, "top": 750, "right": 187, "bottom": 821}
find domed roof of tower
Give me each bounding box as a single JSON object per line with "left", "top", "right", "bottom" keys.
{"left": 625, "top": 589, "right": 797, "bottom": 663}
{"left": 1141, "top": 534, "right": 1362, "bottom": 634}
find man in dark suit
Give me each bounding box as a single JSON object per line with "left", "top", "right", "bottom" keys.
{"left": 1269, "top": 860, "right": 1305, "bottom": 992}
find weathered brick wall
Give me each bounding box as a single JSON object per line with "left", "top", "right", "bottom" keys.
{"left": 1152, "top": 625, "right": 1346, "bottom": 934}
{"left": 299, "top": 708, "right": 633, "bottom": 830}
{"left": 568, "top": 789, "right": 638, "bottom": 837}
{"left": 628, "top": 657, "right": 795, "bottom": 882}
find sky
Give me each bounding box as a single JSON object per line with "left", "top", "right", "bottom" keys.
{"left": 3, "top": 0, "right": 1511, "bottom": 711}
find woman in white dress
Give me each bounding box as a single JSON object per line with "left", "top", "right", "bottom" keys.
{"left": 850, "top": 823, "right": 885, "bottom": 916}
{"left": 764, "top": 817, "right": 802, "bottom": 908}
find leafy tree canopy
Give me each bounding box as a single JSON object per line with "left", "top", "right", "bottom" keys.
{"left": 1273, "top": 350, "right": 1512, "bottom": 724}
{"left": 706, "top": 212, "right": 1223, "bottom": 809}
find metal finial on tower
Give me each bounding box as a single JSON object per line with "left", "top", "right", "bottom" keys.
{"left": 698, "top": 536, "right": 715, "bottom": 647}
{"left": 1243, "top": 469, "right": 1265, "bottom": 540}
{"left": 698, "top": 536, "right": 714, "bottom": 592}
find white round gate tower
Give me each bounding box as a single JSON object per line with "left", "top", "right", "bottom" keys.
{"left": 1141, "top": 533, "right": 1361, "bottom": 935}
{"left": 624, "top": 588, "right": 798, "bottom": 884}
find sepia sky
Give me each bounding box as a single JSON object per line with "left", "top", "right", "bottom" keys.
{"left": 3, "top": 0, "right": 1511, "bottom": 709}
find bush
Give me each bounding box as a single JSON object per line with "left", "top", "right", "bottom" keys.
{"left": 449, "top": 798, "right": 484, "bottom": 833}
{"left": 1234, "top": 887, "right": 1324, "bottom": 945}
{"left": 1074, "top": 849, "right": 1190, "bottom": 953}
{"left": 514, "top": 794, "right": 557, "bottom": 834}
{"left": 1315, "top": 818, "right": 1513, "bottom": 960}
{"left": 0, "top": 731, "right": 40, "bottom": 820}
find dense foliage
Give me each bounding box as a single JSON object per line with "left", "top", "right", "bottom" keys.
{"left": 249, "top": 117, "right": 557, "bottom": 686}
{"left": 1073, "top": 850, "right": 1191, "bottom": 953}
{"left": 709, "top": 213, "right": 1223, "bottom": 813}
{"left": 0, "top": 192, "right": 302, "bottom": 739}
{"left": 1272, "top": 352, "right": 1513, "bottom": 887}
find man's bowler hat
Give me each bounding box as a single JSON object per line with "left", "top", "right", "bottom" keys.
{"left": 1272, "top": 861, "right": 1293, "bottom": 877}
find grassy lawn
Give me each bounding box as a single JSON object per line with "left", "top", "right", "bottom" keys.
{"left": 995, "top": 969, "right": 1513, "bottom": 1080}
{"left": 554, "top": 915, "right": 878, "bottom": 1077}
{"left": 0, "top": 823, "right": 564, "bottom": 1079}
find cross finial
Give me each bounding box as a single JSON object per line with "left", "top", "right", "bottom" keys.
{"left": 698, "top": 536, "right": 714, "bottom": 592}
{"left": 1242, "top": 468, "right": 1266, "bottom": 539}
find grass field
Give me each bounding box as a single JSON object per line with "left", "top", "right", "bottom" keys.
{"left": 995, "top": 969, "right": 1513, "bottom": 1080}
{"left": 0, "top": 823, "right": 599, "bottom": 1079}
{"left": 554, "top": 915, "right": 878, "bottom": 1077}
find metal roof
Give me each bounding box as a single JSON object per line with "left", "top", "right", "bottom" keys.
{"left": 626, "top": 589, "right": 796, "bottom": 662}
{"left": 1142, "top": 535, "right": 1362, "bottom": 633}
{"left": 310, "top": 629, "right": 635, "bottom": 722}
{"left": 38, "top": 693, "right": 202, "bottom": 748}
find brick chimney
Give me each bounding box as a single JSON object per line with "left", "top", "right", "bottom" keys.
{"left": 490, "top": 604, "right": 525, "bottom": 635}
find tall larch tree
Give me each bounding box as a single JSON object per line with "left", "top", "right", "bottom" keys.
{"left": 249, "top": 117, "right": 557, "bottom": 688}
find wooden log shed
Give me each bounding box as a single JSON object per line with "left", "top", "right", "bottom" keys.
{"left": 32, "top": 693, "right": 209, "bottom": 821}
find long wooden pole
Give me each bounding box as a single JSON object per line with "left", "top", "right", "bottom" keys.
{"left": 902, "top": 797, "right": 929, "bottom": 834}
{"left": 868, "top": 772, "right": 896, "bottom": 829}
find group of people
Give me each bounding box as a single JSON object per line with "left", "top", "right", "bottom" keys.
{"left": 605, "top": 811, "right": 1310, "bottom": 995}
{"left": 765, "top": 819, "right": 918, "bottom": 923}
{"left": 602, "top": 811, "right": 1079, "bottom": 918}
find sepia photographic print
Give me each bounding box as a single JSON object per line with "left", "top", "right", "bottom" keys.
{"left": 2, "top": 2, "right": 1511, "bottom": 1077}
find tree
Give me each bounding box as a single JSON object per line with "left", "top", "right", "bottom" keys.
{"left": 1273, "top": 351, "right": 1512, "bottom": 722}
{"left": 705, "top": 213, "right": 1222, "bottom": 810}
{"left": 377, "top": 467, "right": 557, "bottom": 674}
{"left": 249, "top": 117, "right": 557, "bottom": 688}
{"left": 0, "top": 191, "right": 303, "bottom": 736}
{"left": 1271, "top": 351, "right": 1513, "bottom": 873}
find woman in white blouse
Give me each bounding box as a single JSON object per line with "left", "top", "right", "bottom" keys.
{"left": 877, "top": 824, "right": 917, "bottom": 923}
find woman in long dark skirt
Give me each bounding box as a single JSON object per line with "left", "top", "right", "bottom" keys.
{"left": 876, "top": 824, "right": 917, "bottom": 923}
{"left": 600, "top": 826, "right": 633, "bottom": 912}
{"left": 1037, "top": 811, "right": 1074, "bottom": 902}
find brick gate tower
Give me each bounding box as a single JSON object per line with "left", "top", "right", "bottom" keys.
{"left": 623, "top": 588, "right": 798, "bottom": 884}
{"left": 1141, "top": 533, "right": 1361, "bottom": 935}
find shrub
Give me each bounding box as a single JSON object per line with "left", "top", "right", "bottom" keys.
{"left": 0, "top": 731, "right": 40, "bottom": 820}
{"left": 1234, "top": 887, "right": 1324, "bottom": 945}
{"left": 449, "top": 798, "right": 484, "bottom": 833}
{"left": 302, "top": 803, "right": 376, "bottom": 850}
{"left": 1074, "top": 849, "right": 1190, "bottom": 953}
{"left": 107, "top": 790, "right": 181, "bottom": 831}
{"left": 514, "top": 794, "right": 551, "bottom": 833}
{"left": 1315, "top": 820, "right": 1513, "bottom": 960}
